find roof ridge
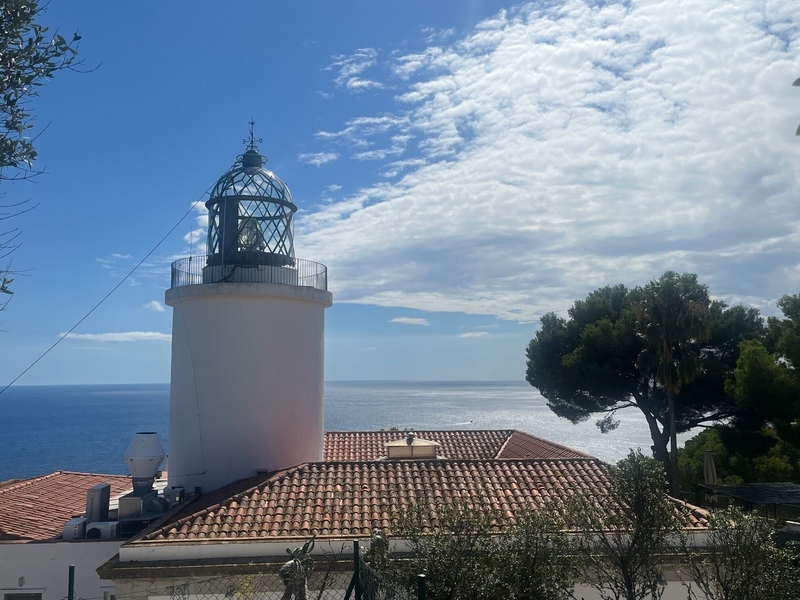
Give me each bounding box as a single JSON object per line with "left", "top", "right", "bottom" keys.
{"left": 0, "top": 471, "right": 61, "bottom": 495}
{"left": 304, "top": 457, "right": 603, "bottom": 467}
{"left": 494, "top": 430, "right": 515, "bottom": 459}
{"left": 0, "top": 471, "right": 130, "bottom": 497}
{"left": 325, "top": 429, "right": 515, "bottom": 434}
{"left": 509, "top": 429, "right": 592, "bottom": 457}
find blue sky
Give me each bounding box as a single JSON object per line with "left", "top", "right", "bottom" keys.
{"left": 0, "top": 0, "right": 799, "bottom": 385}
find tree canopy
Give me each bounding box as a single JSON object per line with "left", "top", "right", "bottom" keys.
{"left": 679, "top": 294, "right": 800, "bottom": 484}
{"left": 682, "top": 507, "right": 800, "bottom": 600}
{"left": 570, "top": 450, "right": 682, "bottom": 600}
{"left": 1, "top": 0, "right": 81, "bottom": 176}
{"left": 0, "top": 0, "right": 82, "bottom": 309}
{"left": 526, "top": 272, "right": 766, "bottom": 491}
{"left": 634, "top": 272, "right": 711, "bottom": 494}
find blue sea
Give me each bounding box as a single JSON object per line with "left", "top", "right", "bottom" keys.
{"left": 0, "top": 381, "right": 695, "bottom": 481}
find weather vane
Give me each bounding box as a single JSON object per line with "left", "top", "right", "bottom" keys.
{"left": 244, "top": 119, "right": 263, "bottom": 150}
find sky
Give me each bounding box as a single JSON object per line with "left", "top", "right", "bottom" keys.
{"left": 0, "top": 0, "right": 799, "bottom": 385}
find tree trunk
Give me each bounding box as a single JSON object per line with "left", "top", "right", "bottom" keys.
{"left": 667, "top": 389, "right": 679, "bottom": 496}
{"left": 636, "top": 395, "right": 671, "bottom": 488}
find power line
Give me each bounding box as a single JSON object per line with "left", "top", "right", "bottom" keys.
{"left": 0, "top": 186, "right": 215, "bottom": 397}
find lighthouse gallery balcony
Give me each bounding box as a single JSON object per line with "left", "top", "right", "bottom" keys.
{"left": 170, "top": 256, "right": 328, "bottom": 291}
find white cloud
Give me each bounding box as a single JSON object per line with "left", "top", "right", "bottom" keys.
{"left": 179, "top": 201, "right": 209, "bottom": 256}
{"left": 421, "top": 26, "right": 455, "bottom": 44}
{"left": 111, "top": 253, "right": 132, "bottom": 260}
{"left": 326, "top": 48, "right": 384, "bottom": 92}
{"left": 297, "top": 0, "right": 800, "bottom": 321}
{"left": 389, "top": 317, "right": 430, "bottom": 326}
{"left": 64, "top": 331, "right": 171, "bottom": 342}
{"left": 143, "top": 300, "right": 165, "bottom": 312}
{"left": 459, "top": 331, "right": 489, "bottom": 338}
{"left": 353, "top": 147, "right": 404, "bottom": 161}
{"left": 315, "top": 116, "right": 410, "bottom": 154}
{"left": 298, "top": 152, "right": 340, "bottom": 167}
{"left": 183, "top": 228, "right": 205, "bottom": 246}
{"left": 326, "top": 184, "right": 342, "bottom": 191}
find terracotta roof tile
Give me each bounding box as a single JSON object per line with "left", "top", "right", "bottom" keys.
{"left": 140, "top": 458, "right": 612, "bottom": 541}
{"left": 0, "top": 471, "right": 131, "bottom": 541}
{"left": 323, "top": 430, "right": 586, "bottom": 461}
{"left": 497, "top": 430, "right": 590, "bottom": 459}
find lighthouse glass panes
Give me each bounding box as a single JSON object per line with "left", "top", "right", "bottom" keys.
{"left": 205, "top": 149, "right": 297, "bottom": 266}
{"left": 208, "top": 207, "right": 222, "bottom": 254}
{"left": 237, "top": 198, "right": 294, "bottom": 255}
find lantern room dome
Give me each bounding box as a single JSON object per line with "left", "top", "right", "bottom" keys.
{"left": 207, "top": 149, "right": 294, "bottom": 208}
{"left": 204, "top": 144, "right": 298, "bottom": 268}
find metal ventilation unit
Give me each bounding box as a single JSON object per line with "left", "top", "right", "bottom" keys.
{"left": 117, "top": 432, "right": 170, "bottom": 536}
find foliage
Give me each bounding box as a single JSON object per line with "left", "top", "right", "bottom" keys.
{"left": 0, "top": 0, "right": 81, "bottom": 176}
{"left": 384, "top": 502, "right": 496, "bottom": 600}
{"left": 381, "top": 500, "right": 577, "bottom": 600}
{"left": 488, "top": 508, "right": 578, "bottom": 600}
{"left": 0, "top": 0, "right": 82, "bottom": 307}
{"left": 737, "top": 296, "right": 800, "bottom": 449}
{"left": 526, "top": 272, "right": 764, "bottom": 492}
{"left": 679, "top": 427, "right": 800, "bottom": 487}
{"left": 569, "top": 450, "right": 683, "bottom": 600}
{"left": 681, "top": 507, "right": 800, "bottom": 600}
{"left": 633, "top": 272, "right": 711, "bottom": 493}
{"left": 678, "top": 294, "right": 800, "bottom": 486}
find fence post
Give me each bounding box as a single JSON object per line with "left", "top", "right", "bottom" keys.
{"left": 67, "top": 565, "right": 75, "bottom": 600}
{"left": 353, "top": 540, "right": 362, "bottom": 600}
{"left": 416, "top": 574, "right": 426, "bottom": 600}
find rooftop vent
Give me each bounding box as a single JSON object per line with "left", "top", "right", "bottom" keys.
{"left": 119, "top": 433, "right": 169, "bottom": 536}
{"left": 85, "top": 483, "right": 111, "bottom": 523}
{"left": 125, "top": 432, "right": 165, "bottom": 496}
{"left": 385, "top": 433, "right": 440, "bottom": 459}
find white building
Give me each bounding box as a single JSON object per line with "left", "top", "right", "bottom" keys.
{"left": 0, "top": 471, "right": 131, "bottom": 600}
{"left": 165, "top": 135, "right": 332, "bottom": 496}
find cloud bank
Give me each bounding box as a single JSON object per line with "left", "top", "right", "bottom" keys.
{"left": 389, "top": 317, "right": 431, "bottom": 326}
{"left": 65, "top": 331, "right": 171, "bottom": 342}
{"left": 297, "top": 0, "right": 800, "bottom": 321}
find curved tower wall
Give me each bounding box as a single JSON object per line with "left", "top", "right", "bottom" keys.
{"left": 166, "top": 282, "right": 333, "bottom": 494}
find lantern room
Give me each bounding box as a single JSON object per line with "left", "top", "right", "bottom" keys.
{"left": 205, "top": 130, "right": 297, "bottom": 268}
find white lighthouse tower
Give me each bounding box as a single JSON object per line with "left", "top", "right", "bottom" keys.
{"left": 165, "top": 127, "right": 332, "bottom": 494}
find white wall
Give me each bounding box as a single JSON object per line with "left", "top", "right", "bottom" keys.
{"left": 574, "top": 582, "right": 705, "bottom": 600}
{"left": 166, "top": 282, "right": 332, "bottom": 495}
{"left": 0, "top": 541, "right": 122, "bottom": 600}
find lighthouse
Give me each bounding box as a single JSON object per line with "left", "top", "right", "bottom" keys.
{"left": 165, "top": 126, "right": 332, "bottom": 494}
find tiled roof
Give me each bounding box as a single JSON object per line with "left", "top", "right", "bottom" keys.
{"left": 497, "top": 430, "right": 591, "bottom": 459}
{"left": 142, "top": 458, "right": 612, "bottom": 541}
{"left": 323, "top": 430, "right": 587, "bottom": 461}
{"left": 0, "top": 471, "right": 132, "bottom": 541}
{"left": 677, "top": 500, "right": 710, "bottom": 529}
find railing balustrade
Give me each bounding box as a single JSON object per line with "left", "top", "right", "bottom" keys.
{"left": 170, "top": 256, "right": 327, "bottom": 291}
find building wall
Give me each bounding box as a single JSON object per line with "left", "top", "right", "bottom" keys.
{"left": 0, "top": 541, "right": 122, "bottom": 600}
{"left": 165, "top": 282, "right": 332, "bottom": 495}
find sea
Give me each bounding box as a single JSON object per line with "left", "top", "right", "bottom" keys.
{"left": 0, "top": 381, "right": 695, "bottom": 481}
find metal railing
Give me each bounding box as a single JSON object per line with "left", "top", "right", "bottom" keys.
{"left": 170, "top": 256, "right": 328, "bottom": 291}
